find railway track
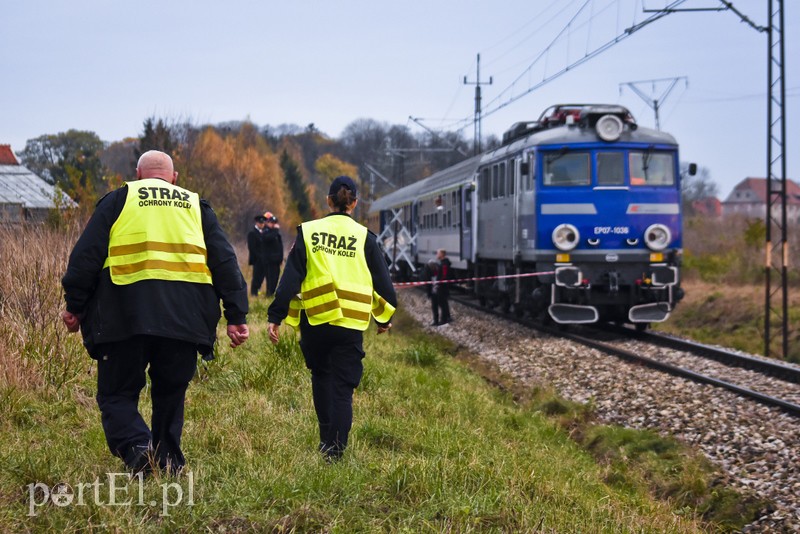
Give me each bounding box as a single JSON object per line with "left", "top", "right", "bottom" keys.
{"left": 450, "top": 293, "right": 800, "bottom": 418}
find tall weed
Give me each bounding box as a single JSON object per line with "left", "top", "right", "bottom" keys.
{"left": 0, "top": 222, "right": 86, "bottom": 391}
{"left": 683, "top": 216, "right": 799, "bottom": 285}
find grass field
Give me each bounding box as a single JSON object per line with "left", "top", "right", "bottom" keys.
{"left": 0, "top": 224, "right": 764, "bottom": 532}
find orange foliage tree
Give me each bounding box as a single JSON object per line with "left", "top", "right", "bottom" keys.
{"left": 175, "top": 124, "right": 297, "bottom": 236}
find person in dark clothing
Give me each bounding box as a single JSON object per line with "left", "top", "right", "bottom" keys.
{"left": 423, "top": 259, "right": 442, "bottom": 326}
{"left": 262, "top": 213, "right": 284, "bottom": 297}
{"left": 247, "top": 215, "right": 267, "bottom": 296}
{"left": 61, "top": 150, "right": 249, "bottom": 474}
{"left": 267, "top": 175, "right": 397, "bottom": 462}
{"left": 436, "top": 249, "right": 452, "bottom": 324}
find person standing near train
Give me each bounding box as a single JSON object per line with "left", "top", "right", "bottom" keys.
{"left": 267, "top": 175, "right": 397, "bottom": 462}
{"left": 436, "top": 249, "right": 452, "bottom": 324}
{"left": 423, "top": 259, "right": 442, "bottom": 326}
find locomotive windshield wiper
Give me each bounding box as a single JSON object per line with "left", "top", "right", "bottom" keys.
{"left": 545, "top": 146, "right": 570, "bottom": 164}
{"left": 642, "top": 145, "right": 654, "bottom": 181}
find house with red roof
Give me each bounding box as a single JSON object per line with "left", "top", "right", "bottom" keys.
{"left": 722, "top": 177, "right": 800, "bottom": 224}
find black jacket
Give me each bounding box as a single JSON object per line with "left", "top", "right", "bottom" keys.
{"left": 262, "top": 226, "right": 284, "bottom": 263}
{"left": 247, "top": 226, "right": 265, "bottom": 265}
{"left": 62, "top": 184, "right": 249, "bottom": 359}
{"left": 423, "top": 263, "right": 440, "bottom": 297}
{"left": 438, "top": 257, "right": 452, "bottom": 297}
{"left": 268, "top": 213, "right": 397, "bottom": 326}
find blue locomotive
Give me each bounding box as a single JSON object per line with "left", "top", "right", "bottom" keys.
{"left": 368, "top": 104, "right": 694, "bottom": 327}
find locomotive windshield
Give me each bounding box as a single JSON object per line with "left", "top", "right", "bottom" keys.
{"left": 543, "top": 152, "right": 590, "bottom": 186}
{"left": 541, "top": 149, "right": 676, "bottom": 187}
{"left": 597, "top": 152, "right": 625, "bottom": 185}
{"left": 629, "top": 151, "right": 675, "bottom": 186}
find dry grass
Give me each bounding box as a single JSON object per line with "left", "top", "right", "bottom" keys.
{"left": 0, "top": 221, "right": 87, "bottom": 391}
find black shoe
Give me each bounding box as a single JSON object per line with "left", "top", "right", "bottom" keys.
{"left": 430, "top": 321, "right": 440, "bottom": 326}
{"left": 125, "top": 444, "right": 154, "bottom": 476}
{"left": 319, "top": 443, "right": 343, "bottom": 463}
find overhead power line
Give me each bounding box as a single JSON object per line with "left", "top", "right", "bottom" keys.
{"left": 450, "top": 0, "right": 691, "bottom": 133}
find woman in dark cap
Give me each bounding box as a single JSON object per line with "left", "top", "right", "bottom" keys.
{"left": 267, "top": 176, "right": 397, "bottom": 462}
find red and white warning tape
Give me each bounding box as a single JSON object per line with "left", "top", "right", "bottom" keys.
{"left": 393, "top": 270, "right": 554, "bottom": 288}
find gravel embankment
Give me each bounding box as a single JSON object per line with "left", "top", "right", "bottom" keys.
{"left": 400, "top": 291, "right": 800, "bottom": 533}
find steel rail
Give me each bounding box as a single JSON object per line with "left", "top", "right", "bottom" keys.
{"left": 447, "top": 293, "right": 800, "bottom": 418}
{"left": 610, "top": 326, "right": 800, "bottom": 385}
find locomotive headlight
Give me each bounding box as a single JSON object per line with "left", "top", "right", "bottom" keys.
{"left": 552, "top": 223, "right": 580, "bottom": 251}
{"left": 644, "top": 224, "right": 672, "bottom": 251}
{"left": 595, "top": 114, "right": 623, "bottom": 142}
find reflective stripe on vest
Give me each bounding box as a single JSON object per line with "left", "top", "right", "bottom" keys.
{"left": 292, "top": 216, "right": 375, "bottom": 330}
{"left": 371, "top": 290, "right": 395, "bottom": 323}
{"left": 103, "top": 179, "right": 212, "bottom": 285}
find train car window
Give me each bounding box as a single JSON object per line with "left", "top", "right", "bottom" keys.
{"left": 526, "top": 152, "right": 536, "bottom": 190}
{"left": 597, "top": 153, "right": 625, "bottom": 185}
{"left": 491, "top": 165, "right": 499, "bottom": 198}
{"left": 498, "top": 163, "right": 506, "bottom": 197}
{"left": 629, "top": 152, "right": 675, "bottom": 186}
{"left": 508, "top": 160, "right": 516, "bottom": 195}
{"left": 480, "top": 168, "right": 490, "bottom": 201}
{"left": 543, "top": 152, "right": 590, "bottom": 186}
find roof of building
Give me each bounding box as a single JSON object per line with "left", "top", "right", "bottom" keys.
{"left": 723, "top": 177, "right": 800, "bottom": 205}
{"left": 0, "top": 144, "right": 19, "bottom": 165}
{"left": 0, "top": 163, "right": 77, "bottom": 209}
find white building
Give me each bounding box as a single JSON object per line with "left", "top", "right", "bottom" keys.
{"left": 0, "top": 144, "right": 77, "bottom": 223}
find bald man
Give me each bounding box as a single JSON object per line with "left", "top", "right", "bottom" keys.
{"left": 62, "top": 150, "right": 249, "bottom": 474}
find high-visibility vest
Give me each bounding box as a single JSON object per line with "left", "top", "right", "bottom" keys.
{"left": 285, "top": 215, "right": 395, "bottom": 331}
{"left": 103, "top": 179, "right": 212, "bottom": 286}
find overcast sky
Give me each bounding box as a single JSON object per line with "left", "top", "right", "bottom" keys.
{"left": 1, "top": 0, "right": 796, "bottom": 198}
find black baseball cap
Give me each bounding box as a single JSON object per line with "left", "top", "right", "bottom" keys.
{"left": 254, "top": 214, "right": 267, "bottom": 222}
{"left": 329, "top": 175, "right": 358, "bottom": 198}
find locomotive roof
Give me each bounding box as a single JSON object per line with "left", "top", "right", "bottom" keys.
{"left": 368, "top": 154, "right": 483, "bottom": 213}
{"left": 522, "top": 123, "right": 678, "bottom": 147}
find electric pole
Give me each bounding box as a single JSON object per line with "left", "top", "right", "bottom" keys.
{"left": 619, "top": 76, "right": 688, "bottom": 130}
{"left": 645, "top": 2, "right": 788, "bottom": 359}
{"left": 764, "top": 0, "right": 788, "bottom": 359}
{"left": 464, "top": 54, "right": 492, "bottom": 155}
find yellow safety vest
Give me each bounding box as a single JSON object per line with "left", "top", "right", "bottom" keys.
{"left": 285, "top": 215, "right": 395, "bottom": 330}
{"left": 103, "top": 179, "right": 212, "bottom": 286}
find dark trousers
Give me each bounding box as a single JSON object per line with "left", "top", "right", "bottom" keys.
{"left": 95, "top": 336, "right": 197, "bottom": 471}
{"left": 299, "top": 322, "right": 365, "bottom": 459}
{"left": 265, "top": 261, "right": 281, "bottom": 297}
{"left": 251, "top": 260, "right": 267, "bottom": 296}
{"left": 430, "top": 292, "right": 451, "bottom": 324}
{"left": 439, "top": 291, "right": 451, "bottom": 323}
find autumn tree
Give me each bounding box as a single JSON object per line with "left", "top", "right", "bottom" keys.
{"left": 178, "top": 123, "right": 293, "bottom": 236}
{"left": 19, "top": 130, "right": 106, "bottom": 205}
{"left": 135, "top": 117, "right": 177, "bottom": 164}
{"left": 315, "top": 153, "right": 358, "bottom": 185}
{"left": 280, "top": 149, "right": 314, "bottom": 221}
